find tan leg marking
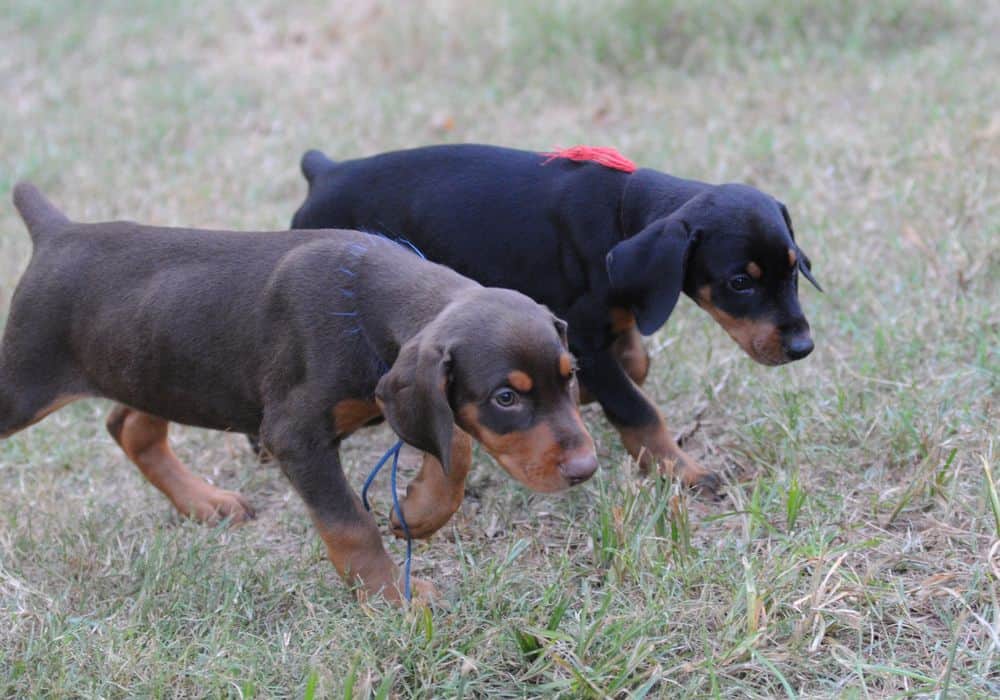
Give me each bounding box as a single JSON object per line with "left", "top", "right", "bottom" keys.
{"left": 610, "top": 307, "right": 637, "bottom": 333}
{"left": 390, "top": 429, "right": 472, "bottom": 539}
{"left": 616, "top": 417, "right": 720, "bottom": 495}
{"left": 313, "top": 511, "right": 437, "bottom": 605}
{"left": 106, "top": 405, "right": 254, "bottom": 524}
{"left": 614, "top": 326, "right": 650, "bottom": 387}
{"left": 578, "top": 327, "right": 650, "bottom": 405}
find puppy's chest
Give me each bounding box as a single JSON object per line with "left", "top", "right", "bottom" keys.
{"left": 331, "top": 398, "right": 383, "bottom": 439}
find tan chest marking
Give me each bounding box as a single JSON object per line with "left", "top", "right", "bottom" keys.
{"left": 610, "top": 307, "right": 637, "bottom": 333}
{"left": 332, "top": 399, "right": 381, "bottom": 438}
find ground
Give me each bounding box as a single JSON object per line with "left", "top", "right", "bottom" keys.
{"left": 1, "top": 1, "right": 998, "bottom": 697}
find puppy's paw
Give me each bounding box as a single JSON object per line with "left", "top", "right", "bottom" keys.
{"left": 675, "top": 459, "right": 725, "bottom": 501}
{"left": 407, "top": 577, "right": 439, "bottom": 606}
{"left": 685, "top": 469, "right": 724, "bottom": 501}
{"left": 651, "top": 454, "right": 725, "bottom": 501}
{"left": 358, "top": 575, "right": 439, "bottom": 607}
{"left": 180, "top": 487, "right": 256, "bottom": 525}
{"left": 390, "top": 481, "right": 462, "bottom": 540}
{"left": 390, "top": 498, "right": 458, "bottom": 540}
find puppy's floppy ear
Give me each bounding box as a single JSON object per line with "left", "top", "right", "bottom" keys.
{"left": 375, "top": 330, "right": 454, "bottom": 474}
{"left": 796, "top": 248, "right": 821, "bottom": 291}
{"left": 779, "top": 202, "right": 823, "bottom": 292}
{"left": 606, "top": 217, "right": 698, "bottom": 336}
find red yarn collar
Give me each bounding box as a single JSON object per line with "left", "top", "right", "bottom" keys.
{"left": 540, "top": 146, "right": 637, "bottom": 173}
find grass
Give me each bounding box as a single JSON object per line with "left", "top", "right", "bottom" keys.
{"left": 1, "top": 0, "right": 998, "bottom": 696}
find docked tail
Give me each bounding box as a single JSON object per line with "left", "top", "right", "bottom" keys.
{"left": 12, "top": 183, "right": 70, "bottom": 242}
{"left": 300, "top": 149, "right": 335, "bottom": 183}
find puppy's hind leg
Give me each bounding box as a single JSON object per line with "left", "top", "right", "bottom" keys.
{"left": 0, "top": 309, "right": 95, "bottom": 438}
{"left": 106, "top": 405, "right": 255, "bottom": 524}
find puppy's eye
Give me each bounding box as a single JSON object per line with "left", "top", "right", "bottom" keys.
{"left": 728, "top": 274, "right": 754, "bottom": 293}
{"left": 493, "top": 388, "right": 519, "bottom": 408}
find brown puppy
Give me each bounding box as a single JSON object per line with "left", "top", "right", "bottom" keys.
{"left": 0, "top": 184, "right": 597, "bottom": 604}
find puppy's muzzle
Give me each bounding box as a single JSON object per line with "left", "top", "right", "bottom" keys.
{"left": 559, "top": 451, "right": 599, "bottom": 485}
{"left": 780, "top": 320, "right": 814, "bottom": 361}
{"left": 783, "top": 333, "right": 814, "bottom": 361}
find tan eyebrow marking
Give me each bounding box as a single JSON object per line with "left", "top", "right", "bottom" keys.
{"left": 746, "top": 261, "right": 762, "bottom": 279}
{"left": 788, "top": 248, "right": 797, "bottom": 267}
{"left": 507, "top": 370, "right": 533, "bottom": 392}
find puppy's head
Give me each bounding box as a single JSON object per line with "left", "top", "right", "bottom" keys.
{"left": 607, "top": 184, "right": 820, "bottom": 366}
{"left": 376, "top": 288, "right": 597, "bottom": 492}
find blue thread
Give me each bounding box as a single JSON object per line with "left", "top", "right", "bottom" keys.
{"left": 361, "top": 440, "right": 412, "bottom": 601}
{"left": 371, "top": 230, "right": 428, "bottom": 261}
{"left": 338, "top": 233, "right": 427, "bottom": 377}
{"left": 390, "top": 443, "right": 413, "bottom": 601}
{"left": 371, "top": 354, "right": 390, "bottom": 376}
{"left": 396, "top": 237, "right": 427, "bottom": 260}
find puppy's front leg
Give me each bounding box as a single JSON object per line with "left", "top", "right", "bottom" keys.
{"left": 578, "top": 325, "right": 651, "bottom": 404}
{"left": 262, "top": 409, "right": 436, "bottom": 605}
{"left": 579, "top": 347, "right": 722, "bottom": 497}
{"left": 390, "top": 429, "right": 472, "bottom": 540}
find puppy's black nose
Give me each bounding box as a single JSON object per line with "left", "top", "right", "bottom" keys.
{"left": 560, "top": 452, "right": 598, "bottom": 485}
{"left": 783, "top": 334, "right": 814, "bottom": 361}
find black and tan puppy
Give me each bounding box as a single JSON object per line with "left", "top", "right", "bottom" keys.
{"left": 292, "top": 144, "right": 822, "bottom": 496}
{"left": 1, "top": 184, "right": 597, "bottom": 604}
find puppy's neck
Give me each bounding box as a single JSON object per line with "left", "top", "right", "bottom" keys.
{"left": 349, "top": 236, "right": 478, "bottom": 365}
{"left": 619, "top": 169, "right": 710, "bottom": 236}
